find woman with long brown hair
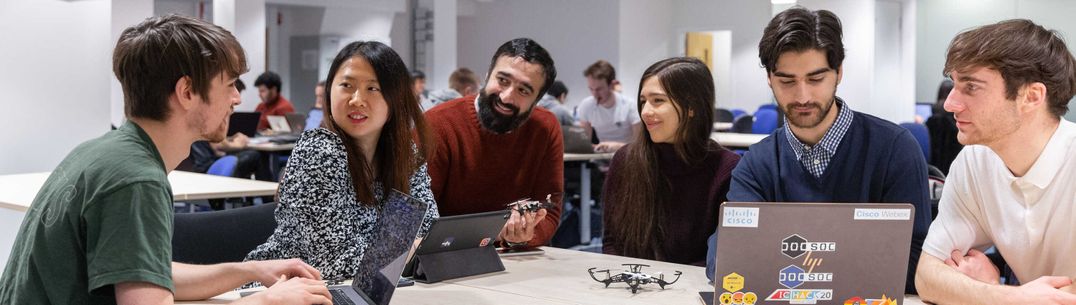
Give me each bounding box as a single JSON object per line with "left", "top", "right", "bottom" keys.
{"left": 601, "top": 57, "right": 740, "bottom": 266}
{"left": 246, "top": 41, "right": 437, "bottom": 281}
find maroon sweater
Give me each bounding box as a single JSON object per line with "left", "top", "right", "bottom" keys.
{"left": 425, "top": 97, "right": 564, "bottom": 247}
{"left": 602, "top": 141, "right": 740, "bottom": 266}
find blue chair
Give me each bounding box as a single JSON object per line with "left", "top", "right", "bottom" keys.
{"left": 899, "top": 122, "right": 931, "bottom": 162}
{"left": 757, "top": 104, "right": 778, "bottom": 113}
{"left": 752, "top": 109, "right": 779, "bottom": 134}
{"left": 206, "top": 155, "right": 238, "bottom": 177}
{"left": 730, "top": 108, "right": 747, "bottom": 120}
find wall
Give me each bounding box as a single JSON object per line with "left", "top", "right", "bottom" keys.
{"left": 916, "top": 0, "right": 1076, "bottom": 122}
{"left": 668, "top": 0, "right": 772, "bottom": 112}
{"left": 0, "top": 0, "right": 113, "bottom": 275}
{"left": 457, "top": 0, "right": 619, "bottom": 108}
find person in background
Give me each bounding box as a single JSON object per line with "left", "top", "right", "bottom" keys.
{"left": 305, "top": 80, "right": 326, "bottom": 131}
{"left": 253, "top": 71, "right": 295, "bottom": 132}
{"left": 0, "top": 14, "right": 329, "bottom": 305}
{"left": 602, "top": 57, "right": 740, "bottom": 266}
{"left": 425, "top": 67, "right": 480, "bottom": 110}
{"left": 246, "top": 41, "right": 439, "bottom": 282}
{"left": 537, "top": 80, "right": 575, "bottom": 126}
{"left": 925, "top": 79, "right": 962, "bottom": 174}
{"left": 577, "top": 60, "right": 642, "bottom": 153}
{"left": 412, "top": 70, "right": 432, "bottom": 110}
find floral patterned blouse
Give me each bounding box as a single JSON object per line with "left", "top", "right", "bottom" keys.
{"left": 245, "top": 128, "right": 438, "bottom": 281}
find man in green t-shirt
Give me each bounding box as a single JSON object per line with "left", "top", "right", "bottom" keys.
{"left": 0, "top": 15, "right": 332, "bottom": 305}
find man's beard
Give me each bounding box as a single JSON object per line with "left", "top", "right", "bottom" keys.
{"left": 477, "top": 90, "right": 533, "bottom": 134}
{"left": 783, "top": 97, "right": 836, "bottom": 129}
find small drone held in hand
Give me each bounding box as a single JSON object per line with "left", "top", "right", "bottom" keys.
{"left": 505, "top": 194, "right": 556, "bottom": 215}
{"left": 587, "top": 263, "right": 682, "bottom": 294}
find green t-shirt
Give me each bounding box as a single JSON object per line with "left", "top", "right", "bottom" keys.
{"left": 0, "top": 122, "right": 175, "bottom": 304}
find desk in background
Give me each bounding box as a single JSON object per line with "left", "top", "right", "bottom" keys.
{"left": 711, "top": 132, "right": 768, "bottom": 149}
{"left": 180, "top": 247, "right": 927, "bottom": 305}
{"left": 0, "top": 171, "right": 279, "bottom": 212}
{"left": 563, "top": 152, "right": 614, "bottom": 247}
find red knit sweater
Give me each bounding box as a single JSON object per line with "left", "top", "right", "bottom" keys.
{"left": 425, "top": 96, "right": 564, "bottom": 247}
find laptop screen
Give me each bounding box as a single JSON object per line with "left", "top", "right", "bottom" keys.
{"left": 352, "top": 190, "right": 429, "bottom": 305}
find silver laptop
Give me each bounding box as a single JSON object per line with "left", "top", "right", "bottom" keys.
{"left": 713, "top": 202, "right": 913, "bottom": 305}
{"left": 328, "top": 190, "right": 429, "bottom": 305}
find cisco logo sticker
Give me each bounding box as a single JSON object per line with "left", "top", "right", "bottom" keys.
{"left": 780, "top": 234, "right": 836, "bottom": 259}
{"left": 722, "top": 207, "right": 760, "bottom": 228}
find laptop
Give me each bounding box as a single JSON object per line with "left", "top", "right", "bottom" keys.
{"left": 227, "top": 112, "right": 260, "bottom": 137}
{"left": 266, "top": 115, "right": 293, "bottom": 134}
{"left": 712, "top": 202, "right": 914, "bottom": 305}
{"left": 563, "top": 125, "right": 595, "bottom": 154}
{"left": 327, "top": 189, "right": 430, "bottom": 305}
{"left": 285, "top": 113, "right": 307, "bottom": 133}
{"left": 402, "top": 210, "right": 511, "bottom": 278}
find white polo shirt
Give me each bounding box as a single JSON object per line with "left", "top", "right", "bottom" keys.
{"left": 923, "top": 119, "right": 1076, "bottom": 283}
{"left": 576, "top": 92, "right": 640, "bottom": 143}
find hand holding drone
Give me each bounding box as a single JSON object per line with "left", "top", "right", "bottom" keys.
{"left": 587, "top": 263, "right": 682, "bottom": 294}
{"left": 505, "top": 194, "right": 556, "bottom": 215}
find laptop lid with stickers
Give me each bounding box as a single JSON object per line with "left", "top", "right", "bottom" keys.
{"left": 713, "top": 202, "right": 914, "bottom": 305}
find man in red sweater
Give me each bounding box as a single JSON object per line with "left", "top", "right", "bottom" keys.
{"left": 253, "top": 71, "right": 295, "bottom": 131}
{"left": 425, "top": 38, "right": 563, "bottom": 248}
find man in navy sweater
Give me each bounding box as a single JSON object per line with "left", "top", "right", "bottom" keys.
{"left": 705, "top": 7, "right": 931, "bottom": 294}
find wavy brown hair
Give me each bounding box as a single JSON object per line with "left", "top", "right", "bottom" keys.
{"left": 606, "top": 57, "right": 715, "bottom": 259}
{"left": 322, "top": 41, "right": 431, "bottom": 205}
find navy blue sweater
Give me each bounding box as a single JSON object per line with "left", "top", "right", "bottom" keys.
{"left": 705, "top": 111, "right": 930, "bottom": 294}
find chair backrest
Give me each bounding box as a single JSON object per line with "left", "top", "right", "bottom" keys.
{"left": 714, "top": 108, "right": 735, "bottom": 123}
{"left": 756, "top": 104, "right": 778, "bottom": 113}
{"left": 899, "top": 122, "right": 931, "bottom": 162}
{"left": 730, "top": 108, "right": 747, "bottom": 120}
{"left": 172, "top": 203, "right": 278, "bottom": 265}
{"left": 207, "top": 155, "right": 238, "bottom": 177}
{"left": 731, "top": 114, "right": 754, "bottom": 133}
{"left": 927, "top": 164, "right": 945, "bottom": 221}
{"left": 752, "top": 109, "right": 779, "bottom": 134}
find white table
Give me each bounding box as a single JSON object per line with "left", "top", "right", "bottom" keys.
{"left": 563, "top": 153, "right": 615, "bottom": 245}
{"left": 711, "top": 132, "right": 768, "bottom": 149}
{"left": 713, "top": 122, "right": 733, "bottom": 131}
{"left": 179, "top": 247, "right": 927, "bottom": 305}
{"left": 0, "top": 171, "right": 279, "bottom": 212}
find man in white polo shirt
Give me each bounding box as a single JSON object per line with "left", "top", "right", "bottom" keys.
{"left": 577, "top": 60, "right": 641, "bottom": 153}
{"left": 916, "top": 19, "right": 1076, "bottom": 304}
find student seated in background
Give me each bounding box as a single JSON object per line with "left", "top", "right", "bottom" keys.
{"left": 425, "top": 38, "right": 563, "bottom": 249}
{"left": 253, "top": 71, "right": 295, "bottom": 132}
{"left": 0, "top": 15, "right": 329, "bottom": 305}
{"left": 916, "top": 19, "right": 1076, "bottom": 304}
{"left": 704, "top": 7, "right": 930, "bottom": 294}
{"left": 602, "top": 57, "right": 740, "bottom": 266}
{"left": 925, "top": 79, "right": 962, "bottom": 174}
{"left": 537, "top": 80, "right": 576, "bottom": 126}
{"left": 305, "top": 80, "right": 325, "bottom": 130}
{"left": 424, "top": 67, "right": 480, "bottom": 110}
{"left": 577, "top": 60, "right": 641, "bottom": 153}
{"left": 186, "top": 79, "right": 270, "bottom": 181}
{"left": 245, "top": 41, "right": 439, "bottom": 281}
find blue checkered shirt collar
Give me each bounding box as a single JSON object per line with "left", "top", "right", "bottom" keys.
{"left": 783, "top": 97, "right": 854, "bottom": 178}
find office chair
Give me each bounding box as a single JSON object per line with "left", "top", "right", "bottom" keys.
{"left": 714, "top": 108, "right": 735, "bottom": 123}
{"left": 752, "top": 109, "right": 779, "bottom": 134}
{"left": 207, "top": 155, "right": 238, "bottom": 177}
{"left": 172, "top": 203, "right": 278, "bottom": 265}
{"left": 731, "top": 114, "right": 754, "bottom": 133}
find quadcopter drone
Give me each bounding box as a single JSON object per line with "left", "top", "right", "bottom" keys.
{"left": 505, "top": 194, "right": 556, "bottom": 215}
{"left": 587, "top": 263, "right": 682, "bottom": 294}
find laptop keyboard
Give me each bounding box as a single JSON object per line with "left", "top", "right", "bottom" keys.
{"left": 330, "top": 288, "right": 357, "bottom": 305}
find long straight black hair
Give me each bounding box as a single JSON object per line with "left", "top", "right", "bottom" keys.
{"left": 606, "top": 57, "right": 715, "bottom": 259}
{"left": 322, "top": 41, "right": 431, "bottom": 205}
